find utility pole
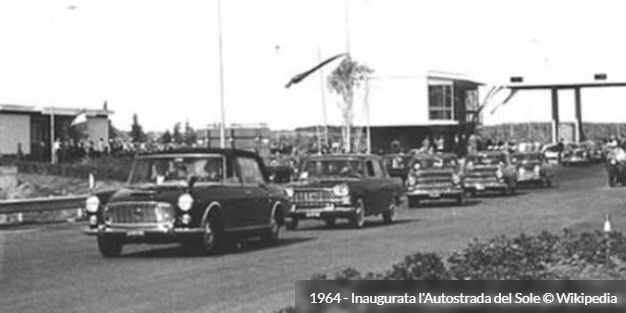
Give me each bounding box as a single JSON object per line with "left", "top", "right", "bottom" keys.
{"left": 217, "top": 0, "right": 226, "bottom": 148}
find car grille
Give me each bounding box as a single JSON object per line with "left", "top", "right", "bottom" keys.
{"left": 293, "top": 189, "right": 334, "bottom": 208}
{"left": 105, "top": 202, "right": 175, "bottom": 225}
{"left": 465, "top": 171, "right": 497, "bottom": 179}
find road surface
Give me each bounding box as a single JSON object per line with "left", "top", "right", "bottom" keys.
{"left": 1, "top": 164, "right": 624, "bottom": 313}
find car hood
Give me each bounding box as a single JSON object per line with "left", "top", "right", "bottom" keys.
{"left": 287, "top": 178, "right": 358, "bottom": 189}
{"left": 466, "top": 165, "right": 500, "bottom": 173}
{"left": 107, "top": 185, "right": 190, "bottom": 204}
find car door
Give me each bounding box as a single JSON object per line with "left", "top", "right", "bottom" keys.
{"left": 235, "top": 156, "right": 272, "bottom": 227}
{"left": 362, "top": 158, "right": 386, "bottom": 213}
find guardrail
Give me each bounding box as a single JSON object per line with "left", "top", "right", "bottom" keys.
{"left": 0, "top": 195, "right": 86, "bottom": 215}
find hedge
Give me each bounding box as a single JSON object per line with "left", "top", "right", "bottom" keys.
{"left": 277, "top": 229, "right": 626, "bottom": 312}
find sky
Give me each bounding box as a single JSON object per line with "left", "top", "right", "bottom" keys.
{"left": 1, "top": 0, "right": 626, "bottom": 131}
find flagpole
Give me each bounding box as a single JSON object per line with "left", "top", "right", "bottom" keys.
{"left": 50, "top": 107, "right": 55, "bottom": 164}
{"left": 317, "top": 46, "right": 329, "bottom": 152}
{"left": 217, "top": 0, "right": 226, "bottom": 148}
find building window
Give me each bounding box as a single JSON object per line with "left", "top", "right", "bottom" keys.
{"left": 464, "top": 89, "right": 480, "bottom": 123}
{"left": 428, "top": 82, "right": 454, "bottom": 120}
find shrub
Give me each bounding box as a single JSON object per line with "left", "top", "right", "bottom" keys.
{"left": 385, "top": 252, "right": 449, "bottom": 280}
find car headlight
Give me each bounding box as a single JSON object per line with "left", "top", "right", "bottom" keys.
{"left": 534, "top": 165, "right": 541, "bottom": 173}
{"left": 406, "top": 175, "right": 417, "bottom": 186}
{"left": 85, "top": 195, "right": 100, "bottom": 213}
{"left": 332, "top": 184, "right": 349, "bottom": 197}
{"left": 495, "top": 169, "right": 504, "bottom": 179}
{"left": 284, "top": 187, "right": 294, "bottom": 198}
{"left": 177, "top": 193, "right": 194, "bottom": 211}
{"left": 610, "top": 159, "right": 617, "bottom": 165}
{"left": 518, "top": 167, "right": 524, "bottom": 174}
{"left": 452, "top": 174, "right": 461, "bottom": 185}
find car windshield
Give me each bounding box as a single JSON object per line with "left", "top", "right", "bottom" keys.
{"left": 466, "top": 154, "right": 506, "bottom": 166}
{"left": 129, "top": 156, "right": 225, "bottom": 186}
{"left": 301, "top": 158, "right": 363, "bottom": 178}
{"left": 512, "top": 154, "right": 541, "bottom": 163}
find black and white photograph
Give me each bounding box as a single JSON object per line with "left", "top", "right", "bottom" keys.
{"left": 1, "top": 0, "right": 626, "bottom": 312}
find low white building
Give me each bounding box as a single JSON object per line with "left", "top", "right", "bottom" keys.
{"left": 0, "top": 104, "right": 112, "bottom": 161}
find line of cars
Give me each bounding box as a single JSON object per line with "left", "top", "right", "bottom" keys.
{"left": 384, "top": 150, "right": 553, "bottom": 208}
{"left": 82, "top": 147, "right": 553, "bottom": 257}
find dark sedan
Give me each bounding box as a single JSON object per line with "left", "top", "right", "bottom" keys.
{"left": 285, "top": 154, "right": 404, "bottom": 229}
{"left": 84, "top": 148, "right": 290, "bottom": 257}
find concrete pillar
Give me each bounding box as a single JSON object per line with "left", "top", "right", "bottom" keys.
{"left": 574, "top": 88, "right": 583, "bottom": 142}
{"left": 551, "top": 88, "right": 560, "bottom": 144}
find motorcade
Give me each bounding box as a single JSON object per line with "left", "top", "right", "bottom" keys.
{"left": 285, "top": 154, "right": 404, "bottom": 229}
{"left": 84, "top": 148, "right": 290, "bottom": 257}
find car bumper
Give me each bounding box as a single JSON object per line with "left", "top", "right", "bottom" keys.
{"left": 563, "top": 157, "right": 588, "bottom": 163}
{"left": 406, "top": 187, "right": 463, "bottom": 200}
{"left": 287, "top": 204, "right": 356, "bottom": 220}
{"left": 464, "top": 180, "right": 508, "bottom": 192}
{"left": 84, "top": 224, "right": 203, "bottom": 241}
{"left": 517, "top": 173, "right": 543, "bottom": 182}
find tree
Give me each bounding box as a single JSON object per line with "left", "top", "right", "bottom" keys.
{"left": 327, "top": 56, "right": 373, "bottom": 152}
{"left": 130, "top": 113, "right": 147, "bottom": 143}
{"left": 108, "top": 120, "right": 118, "bottom": 140}
{"left": 183, "top": 120, "right": 197, "bottom": 146}
{"left": 160, "top": 130, "right": 172, "bottom": 144}
{"left": 172, "top": 122, "right": 183, "bottom": 144}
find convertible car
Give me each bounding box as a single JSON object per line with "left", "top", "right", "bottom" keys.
{"left": 285, "top": 154, "right": 404, "bottom": 229}
{"left": 511, "top": 152, "right": 553, "bottom": 187}
{"left": 405, "top": 153, "right": 464, "bottom": 207}
{"left": 84, "top": 148, "right": 290, "bottom": 257}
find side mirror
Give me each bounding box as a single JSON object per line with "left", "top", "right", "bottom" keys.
{"left": 188, "top": 176, "right": 199, "bottom": 190}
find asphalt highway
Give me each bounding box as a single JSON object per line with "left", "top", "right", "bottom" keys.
{"left": 1, "top": 163, "right": 624, "bottom": 313}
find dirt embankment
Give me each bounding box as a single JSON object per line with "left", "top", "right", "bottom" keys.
{"left": 0, "top": 174, "right": 123, "bottom": 200}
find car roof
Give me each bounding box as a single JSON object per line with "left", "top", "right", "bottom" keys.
{"left": 468, "top": 151, "right": 508, "bottom": 156}
{"left": 137, "top": 148, "right": 262, "bottom": 160}
{"left": 304, "top": 153, "right": 381, "bottom": 161}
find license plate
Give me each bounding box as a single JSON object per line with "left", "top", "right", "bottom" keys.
{"left": 475, "top": 184, "right": 485, "bottom": 191}
{"left": 429, "top": 192, "right": 441, "bottom": 198}
{"left": 306, "top": 212, "right": 321, "bottom": 218}
{"left": 127, "top": 230, "right": 145, "bottom": 237}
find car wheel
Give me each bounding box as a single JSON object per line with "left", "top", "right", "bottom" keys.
{"left": 323, "top": 218, "right": 336, "bottom": 228}
{"left": 261, "top": 214, "right": 282, "bottom": 246}
{"left": 350, "top": 199, "right": 365, "bottom": 229}
{"left": 608, "top": 173, "right": 616, "bottom": 187}
{"left": 382, "top": 200, "right": 396, "bottom": 224}
{"left": 286, "top": 218, "right": 299, "bottom": 230}
{"left": 456, "top": 194, "right": 464, "bottom": 206}
{"left": 195, "top": 214, "right": 227, "bottom": 255}
{"left": 97, "top": 235, "right": 123, "bottom": 257}
{"left": 408, "top": 196, "right": 419, "bottom": 208}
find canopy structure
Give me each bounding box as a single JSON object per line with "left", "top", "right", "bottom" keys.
{"left": 505, "top": 77, "right": 626, "bottom": 143}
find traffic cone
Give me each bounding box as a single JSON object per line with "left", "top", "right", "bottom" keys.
{"left": 603, "top": 214, "right": 612, "bottom": 233}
